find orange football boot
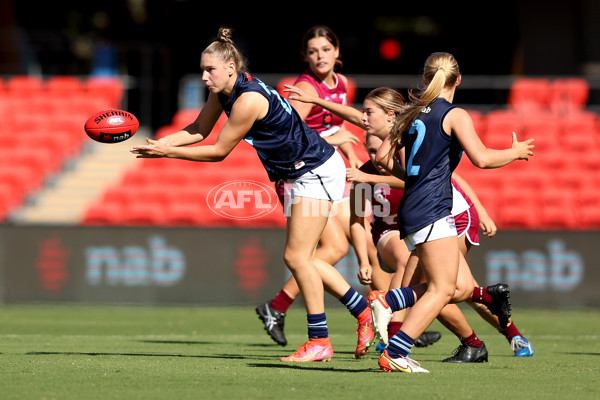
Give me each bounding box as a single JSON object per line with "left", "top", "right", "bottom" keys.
{"left": 280, "top": 337, "right": 334, "bottom": 362}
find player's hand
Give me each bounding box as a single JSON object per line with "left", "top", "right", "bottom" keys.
{"left": 357, "top": 264, "right": 373, "bottom": 285}
{"left": 478, "top": 210, "right": 498, "bottom": 237}
{"left": 130, "top": 137, "right": 169, "bottom": 158}
{"left": 346, "top": 168, "right": 369, "bottom": 183}
{"left": 511, "top": 132, "right": 535, "bottom": 160}
{"left": 283, "top": 84, "right": 317, "bottom": 103}
{"left": 325, "top": 130, "right": 360, "bottom": 147}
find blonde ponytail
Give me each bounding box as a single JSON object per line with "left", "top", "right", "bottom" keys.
{"left": 388, "top": 52, "right": 460, "bottom": 155}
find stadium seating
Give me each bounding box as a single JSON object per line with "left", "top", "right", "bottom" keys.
{"left": 171, "top": 108, "right": 201, "bottom": 127}
{"left": 0, "top": 181, "right": 23, "bottom": 215}
{"left": 575, "top": 186, "right": 600, "bottom": 218}
{"left": 82, "top": 201, "right": 125, "bottom": 225}
{"left": 579, "top": 152, "right": 600, "bottom": 173}
{"left": 575, "top": 173, "right": 600, "bottom": 228}
{"left": 81, "top": 114, "right": 286, "bottom": 228}
{"left": 481, "top": 110, "right": 522, "bottom": 146}
{"left": 510, "top": 169, "right": 548, "bottom": 191}
{"left": 507, "top": 78, "right": 552, "bottom": 115}
{"left": 164, "top": 201, "right": 216, "bottom": 226}
{"left": 559, "top": 111, "right": 598, "bottom": 153}
{"left": 46, "top": 76, "right": 84, "bottom": 100}
{"left": 100, "top": 185, "right": 135, "bottom": 205}
{"left": 121, "top": 201, "right": 168, "bottom": 226}
{"left": 467, "top": 186, "right": 499, "bottom": 220}
{"left": 549, "top": 78, "right": 590, "bottom": 115}
{"left": 2, "top": 74, "right": 595, "bottom": 231}
{"left": 6, "top": 75, "right": 44, "bottom": 99}
{"left": 520, "top": 113, "right": 560, "bottom": 152}
{"left": 120, "top": 168, "right": 154, "bottom": 188}
{"left": 495, "top": 187, "right": 540, "bottom": 229}
{"left": 0, "top": 74, "right": 126, "bottom": 223}
{"left": 555, "top": 168, "right": 587, "bottom": 191}
{"left": 454, "top": 77, "right": 600, "bottom": 230}
{"left": 85, "top": 77, "right": 125, "bottom": 108}
{"left": 534, "top": 148, "right": 568, "bottom": 172}
{"left": 538, "top": 190, "right": 578, "bottom": 230}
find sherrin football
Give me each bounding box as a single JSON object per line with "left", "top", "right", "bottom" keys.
{"left": 84, "top": 108, "right": 139, "bottom": 143}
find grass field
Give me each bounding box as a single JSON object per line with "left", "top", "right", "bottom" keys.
{"left": 0, "top": 304, "right": 598, "bottom": 400}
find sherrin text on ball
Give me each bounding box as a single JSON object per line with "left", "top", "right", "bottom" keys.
{"left": 84, "top": 108, "right": 139, "bottom": 143}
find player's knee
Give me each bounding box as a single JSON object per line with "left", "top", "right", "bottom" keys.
{"left": 429, "top": 283, "right": 455, "bottom": 304}
{"left": 329, "top": 240, "right": 349, "bottom": 262}
{"left": 283, "top": 249, "right": 307, "bottom": 272}
{"left": 453, "top": 284, "right": 473, "bottom": 303}
{"left": 318, "top": 238, "right": 349, "bottom": 263}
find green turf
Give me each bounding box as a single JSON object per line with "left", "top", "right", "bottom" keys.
{"left": 0, "top": 304, "right": 598, "bottom": 400}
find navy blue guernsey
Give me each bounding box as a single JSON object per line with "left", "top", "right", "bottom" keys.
{"left": 397, "top": 98, "right": 463, "bottom": 238}
{"left": 218, "top": 73, "right": 335, "bottom": 181}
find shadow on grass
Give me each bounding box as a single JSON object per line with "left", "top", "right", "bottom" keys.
{"left": 27, "top": 352, "right": 380, "bottom": 371}
{"left": 246, "top": 343, "right": 289, "bottom": 348}
{"left": 327, "top": 350, "right": 356, "bottom": 356}
{"left": 140, "top": 340, "right": 219, "bottom": 345}
{"left": 139, "top": 340, "right": 289, "bottom": 350}
{"left": 248, "top": 362, "right": 377, "bottom": 373}
{"left": 139, "top": 340, "right": 289, "bottom": 354}
{"left": 25, "top": 351, "right": 380, "bottom": 365}
{"left": 26, "top": 351, "right": 270, "bottom": 360}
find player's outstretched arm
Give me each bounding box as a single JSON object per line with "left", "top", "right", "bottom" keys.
{"left": 131, "top": 92, "right": 262, "bottom": 162}
{"left": 284, "top": 84, "right": 364, "bottom": 128}
{"left": 158, "top": 92, "right": 224, "bottom": 147}
{"left": 448, "top": 108, "right": 535, "bottom": 169}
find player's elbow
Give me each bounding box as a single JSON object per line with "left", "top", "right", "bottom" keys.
{"left": 471, "top": 159, "right": 489, "bottom": 169}
{"left": 469, "top": 154, "right": 493, "bottom": 169}
{"left": 193, "top": 152, "right": 226, "bottom": 163}
{"left": 209, "top": 147, "right": 232, "bottom": 162}
{"left": 374, "top": 154, "right": 389, "bottom": 170}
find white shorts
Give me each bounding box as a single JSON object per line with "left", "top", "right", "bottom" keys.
{"left": 403, "top": 215, "right": 458, "bottom": 252}
{"left": 451, "top": 185, "right": 470, "bottom": 216}
{"left": 283, "top": 151, "right": 346, "bottom": 216}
